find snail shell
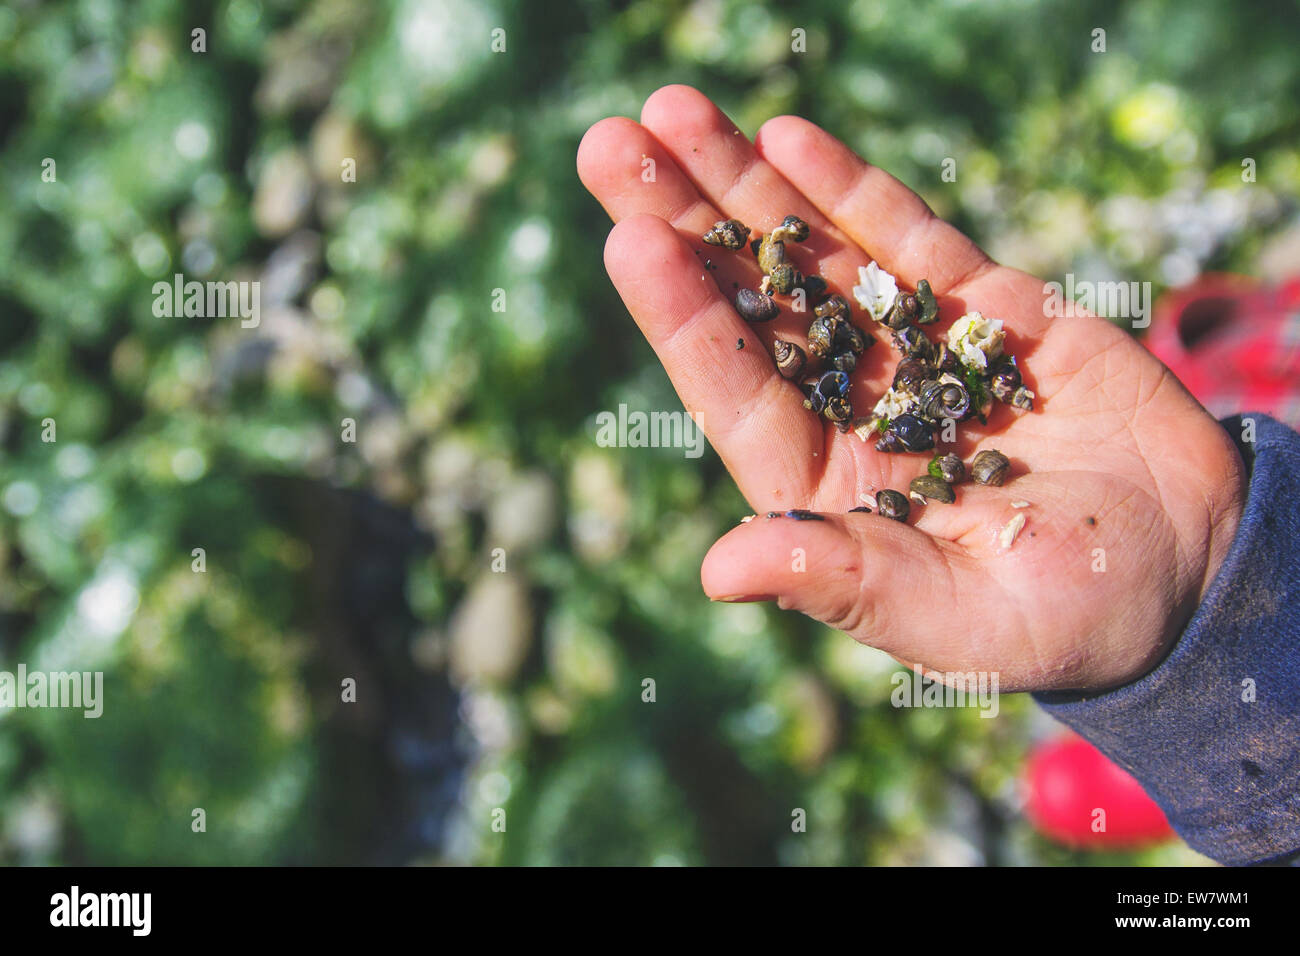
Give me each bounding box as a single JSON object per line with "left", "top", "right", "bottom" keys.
{"left": 891, "top": 324, "right": 932, "bottom": 360}
{"left": 773, "top": 215, "right": 811, "bottom": 243}
{"left": 823, "top": 395, "right": 853, "bottom": 430}
{"left": 773, "top": 339, "right": 807, "bottom": 379}
{"left": 800, "top": 274, "right": 829, "bottom": 299}
{"left": 928, "top": 452, "right": 966, "bottom": 484}
{"left": 970, "top": 449, "right": 1011, "bottom": 486}
{"left": 918, "top": 377, "right": 972, "bottom": 422}
{"left": 702, "top": 218, "right": 751, "bottom": 250}
{"left": 909, "top": 474, "right": 955, "bottom": 505}
{"left": 915, "top": 279, "right": 940, "bottom": 324}
{"left": 886, "top": 292, "right": 921, "bottom": 330}
{"left": 735, "top": 287, "right": 780, "bottom": 323}
{"left": 815, "top": 370, "right": 851, "bottom": 401}
{"left": 830, "top": 351, "right": 857, "bottom": 373}
{"left": 893, "top": 357, "right": 930, "bottom": 395}
{"left": 814, "top": 295, "right": 850, "bottom": 321}
{"left": 767, "top": 262, "right": 802, "bottom": 295}
{"left": 875, "top": 489, "right": 910, "bottom": 521}
{"left": 807, "top": 315, "right": 837, "bottom": 359}
{"left": 874, "top": 413, "right": 935, "bottom": 453}
{"left": 756, "top": 233, "right": 786, "bottom": 274}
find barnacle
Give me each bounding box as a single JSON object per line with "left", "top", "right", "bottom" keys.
{"left": 851, "top": 262, "right": 899, "bottom": 323}
{"left": 947, "top": 312, "right": 1005, "bottom": 370}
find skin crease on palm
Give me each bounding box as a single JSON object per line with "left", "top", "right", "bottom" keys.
{"left": 576, "top": 85, "right": 1247, "bottom": 695}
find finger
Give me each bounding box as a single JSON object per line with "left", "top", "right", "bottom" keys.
{"left": 639, "top": 86, "right": 872, "bottom": 307}
{"left": 752, "top": 114, "right": 996, "bottom": 295}
{"left": 701, "top": 512, "right": 979, "bottom": 666}
{"left": 578, "top": 115, "right": 807, "bottom": 351}
{"left": 605, "top": 213, "right": 824, "bottom": 506}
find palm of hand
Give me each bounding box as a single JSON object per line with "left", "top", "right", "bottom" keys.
{"left": 578, "top": 86, "right": 1245, "bottom": 692}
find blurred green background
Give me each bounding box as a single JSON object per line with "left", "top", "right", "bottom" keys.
{"left": 0, "top": 0, "right": 1296, "bottom": 865}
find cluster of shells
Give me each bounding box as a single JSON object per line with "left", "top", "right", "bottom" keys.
{"left": 705, "top": 215, "right": 1035, "bottom": 523}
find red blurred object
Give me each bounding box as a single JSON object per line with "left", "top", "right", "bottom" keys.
{"left": 1023, "top": 735, "right": 1173, "bottom": 848}
{"left": 1146, "top": 272, "right": 1300, "bottom": 430}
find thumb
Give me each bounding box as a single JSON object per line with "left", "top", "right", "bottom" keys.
{"left": 701, "top": 511, "right": 966, "bottom": 662}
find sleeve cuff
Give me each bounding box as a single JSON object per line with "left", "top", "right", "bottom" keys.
{"left": 1033, "top": 413, "right": 1300, "bottom": 865}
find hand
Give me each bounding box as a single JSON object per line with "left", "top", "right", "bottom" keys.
{"left": 577, "top": 85, "right": 1246, "bottom": 693}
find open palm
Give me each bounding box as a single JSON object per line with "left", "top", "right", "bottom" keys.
{"left": 578, "top": 86, "right": 1245, "bottom": 693}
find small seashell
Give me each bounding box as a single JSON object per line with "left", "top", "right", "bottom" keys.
{"left": 735, "top": 287, "right": 780, "bottom": 322}
{"left": 875, "top": 413, "right": 935, "bottom": 454}
{"left": 773, "top": 339, "right": 807, "bottom": 379}
{"left": 848, "top": 505, "right": 872, "bottom": 513}
{"left": 784, "top": 508, "right": 824, "bottom": 521}
{"left": 909, "top": 474, "right": 955, "bottom": 504}
{"left": 886, "top": 292, "right": 920, "bottom": 329}
{"left": 891, "top": 324, "right": 933, "bottom": 360}
{"left": 736, "top": 338, "right": 745, "bottom": 350}
{"left": 766, "top": 261, "right": 803, "bottom": 295}
{"left": 830, "top": 351, "right": 857, "bottom": 373}
{"left": 1010, "top": 500, "right": 1031, "bottom": 509}
{"left": 740, "top": 514, "right": 756, "bottom": 523}
{"left": 814, "top": 295, "right": 850, "bottom": 321}
{"left": 800, "top": 274, "right": 829, "bottom": 299}
{"left": 914, "top": 280, "right": 939, "bottom": 324}
{"left": 998, "top": 513, "right": 1026, "bottom": 550}
{"left": 756, "top": 233, "right": 786, "bottom": 274}
{"left": 772, "top": 215, "right": 811, "bottom": 243}
{"left": 703, "top": 218, "right": 751, "bottom": 249}
{"left": 971, "top": 449, "right": 1011, "bottom": 486}
{"left": 875, "top": 489, "right": 910, "bottom": 522}
{"left": 823, "top": 395, "right": 853, "bottom": 430}
{"left": 928, "top": 453, "right": 965, "bottom": 484}
{"left": 893, "top": 358, "right": 930, "bottom": 395}
{"left": 918, "top": 377, "right": 972, "bottom": 422}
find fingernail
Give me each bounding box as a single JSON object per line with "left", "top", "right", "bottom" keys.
{"left": 711, "top": 593, "right": 775, "bottom": 603}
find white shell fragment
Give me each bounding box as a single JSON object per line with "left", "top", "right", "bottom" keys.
{"left": 997, "top": 513, "right": 1027, "bottom": 550}
{"left": 1011, "top": 500, "right": 1031, "bottom": 509}
{"left": 741, "top": 514, "right": 756, "bottom": 523}
{"left": 947, "top": 312, "right": 1006, "bottom": 370}
{"left": 851, "top": 262, "right": 899, "bottom": 323}
{"left": 852, "top": 418, "right": 877, "bottom": 443}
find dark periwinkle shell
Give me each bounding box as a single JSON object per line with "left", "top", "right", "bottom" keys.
{"left": 814, "top": 295, "right": 850, "bottom": 321}
{"left": 928, "top": 453, "right": 966, "bottom": 484}
{"left": 777, "top": 215, "right": 811, "bottom": 242}
{"left": 876, "top": 489, "right": 910, "bottom": 521}
{"left": 773, "top": 339, "right": 806, "bottom": 379}
{"left": 891, "top": 324, "right": 932, "bottom": 360}
{"left": 874, "top": 413, "right": 935, "bottom": 453}
{"left": 909, "top": 474, "right": 956, "bottom": 504}
{"left": 990, "top": 356, "right": 1022, "bottom": 403}
{"left": 970, "top": 449, "right": 1011, "bottom": 486}
{"left": 887, "top": 292, "right": 920, "bottom": 329}
{"left": 831, "top": 351, "right": 857, "bottom": 373}
{"left": 703, "top": 218, "right": 751, "bottom": 250}
{"left": 800, "top": 274, "right": 829, "bottom": 299}
{"left": 919, "top": 378, "right": 972, "bottom": 422}
{"left": 915, "top": 279, "right": 940, "bottom": 324}
{"left": 735, "top": 287, "right": 780, "bottom": 322}
{"left": 893, "top": 357, "right": 930, "bottom": 394}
